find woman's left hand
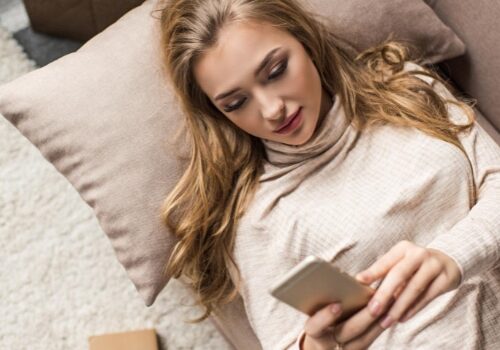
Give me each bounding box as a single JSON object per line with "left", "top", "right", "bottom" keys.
{"left": 355, "top": 240, "right": 462, "bottom": 329}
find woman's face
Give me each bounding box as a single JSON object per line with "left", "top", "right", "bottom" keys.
{"left": 193, "top": 20, "right": 332, "bottom": 146}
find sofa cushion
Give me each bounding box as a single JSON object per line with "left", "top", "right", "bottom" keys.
{"left": 427, "top": 0, "right": 500, "bottom": 132}
{"left": 22, "top": 0, "right": 145, "bottom": 41}
{"left": 304, "top": 0, "right": 465, "bottom": 64}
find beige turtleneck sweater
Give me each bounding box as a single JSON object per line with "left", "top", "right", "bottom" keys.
{"left": 230, "top": 62, "right": 500, "bottom": 350}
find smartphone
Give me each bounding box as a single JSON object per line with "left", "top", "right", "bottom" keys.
{"left": 268, "top": 255, "right": 375, "bottom": 322}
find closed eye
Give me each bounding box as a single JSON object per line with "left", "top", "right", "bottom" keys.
{"left": 268, "top": 59, "right": 287, "bottom": 80}
{"left": 223, "top": 59, "right": 288, "bottom": 113}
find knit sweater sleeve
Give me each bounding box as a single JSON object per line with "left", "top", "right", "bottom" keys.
{"left": 285, "top": 330, "right": 307, "bottom": 350}
{"left": 407, "top": 62, "right": 500, "bottom": 284}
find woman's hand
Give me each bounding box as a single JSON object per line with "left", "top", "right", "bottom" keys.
{"left": 302, "top": 297, "right": 389, "bottom": 349}
{"left": 300, "top": 240, "right": 461, "bottom": 349}
{"left": 355, "top": 240, "right": 462, "bottom": 328}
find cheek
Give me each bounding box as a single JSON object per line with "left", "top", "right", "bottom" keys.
{"left": 227, "top": 115, "right": 261, "bottom": 136}
{"left": 243, "top": 118, "right": 264, "bottom": 135}
{"left": 289, "top": 56, "right": 319, "bottom": 96}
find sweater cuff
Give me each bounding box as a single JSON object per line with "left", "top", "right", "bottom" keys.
{"left": 426, "top": 216, "right": 499, "bottom": 285}
{"left": 287, "top": 330, "right": 307, "bottom": 350}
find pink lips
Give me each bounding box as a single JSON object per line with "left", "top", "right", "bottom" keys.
{"left": 274, "top": 108, "right": 302, "bottom": 133}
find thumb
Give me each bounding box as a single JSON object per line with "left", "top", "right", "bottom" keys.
{"left": 355, "top": 271, "right": 372, "bottom": 284}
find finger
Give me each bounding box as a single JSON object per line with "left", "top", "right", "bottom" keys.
{"left": 356, "top": 241, "right": 410, "bottom": 284}
{"left": 343, "top": 316, "right": 386, "bottom": 350}
{"left": 304, "top": 303, "right": 343, "bottom": 339}
{"left": 400, "top": 273, "right": 448, "bottom": 322}
{"left": 380, "top": 260, "right": 441, "bottom": 327}
{"left": 334, "top": 302, "right": 385, "bottom": 344}
{"left": 393, "top": 282, "right": 407, "bottom": 299}
{"left": 367, "top": 251, "right": 425, "bottom": 318}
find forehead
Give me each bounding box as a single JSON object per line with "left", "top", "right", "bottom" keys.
{"left": 194, "top": 20, "right": 297, "bottom": 99}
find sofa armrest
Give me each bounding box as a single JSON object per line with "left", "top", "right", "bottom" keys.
{"left": 22, "top": 0, "right": 145, "bottom": 42}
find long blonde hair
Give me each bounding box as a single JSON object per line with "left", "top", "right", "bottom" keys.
{"left": 157, "top": 0, "right": 476, "bottom": 323}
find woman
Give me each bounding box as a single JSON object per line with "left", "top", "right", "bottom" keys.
{"left": 157, "top": 0, "right": 500, "bottom": 349}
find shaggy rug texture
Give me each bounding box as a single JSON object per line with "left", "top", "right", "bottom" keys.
{"left": 0, "top": 24, "right": 231, "bottom": 350}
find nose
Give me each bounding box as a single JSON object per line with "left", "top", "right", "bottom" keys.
{"left": 257, "top": 91, "right": 286, "bottom": 122}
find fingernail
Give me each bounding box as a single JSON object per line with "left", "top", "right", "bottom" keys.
{"left": 330, "top": 303, "right": 342, "bottom": 315}
{"left": 380, "top": 315, "right": 394, "bottom": 329}
{"left": 368, "top": 299, "right": 381, "bottom": 316}
{"left": 356, "top": 273, "right": 368, "bottom": 282}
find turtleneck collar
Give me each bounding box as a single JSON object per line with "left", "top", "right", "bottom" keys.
{"left": 262, "top": 93, "right": 349, "bottom": 167}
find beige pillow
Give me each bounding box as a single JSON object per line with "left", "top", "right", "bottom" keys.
{"left": 425, "top": 0, "right": 500, "bottom": 130}
{"left": 305, "top": 0, "right": 465, "bottom": 64}
{"left": 0, "top": 0, "right": 466, "bottom": 306}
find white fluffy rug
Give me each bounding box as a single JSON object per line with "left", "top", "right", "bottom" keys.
{"left": 0, "top": 24, "right": 230, "bottom": 350}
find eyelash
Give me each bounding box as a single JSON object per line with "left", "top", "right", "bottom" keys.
{"left": 224, "top": 59, "right": 288, "bottom": 113}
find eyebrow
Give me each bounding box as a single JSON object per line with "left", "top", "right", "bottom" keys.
{"left": 214, "top": 47, "right": 282, "bottom": 101}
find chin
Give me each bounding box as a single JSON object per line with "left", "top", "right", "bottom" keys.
{"left": 286, "top": 128, "right": 312, "bottom": 146}
{"left": 295, "top": 120, "right": 315, "bottom": 145}
{"left": 269, "top": 115, "right": 315, "bottom": 146}
{"left": 294, "top": 135, "right": 312, "bottom": 146}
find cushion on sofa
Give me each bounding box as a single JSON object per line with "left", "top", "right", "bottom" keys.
{"left": 22, "top": 0, "right": 145, "bottom": 42}
{"left": 426, "top": 0, "right": 500, "bottom": 132}
{"left": 0, "top": 0, "right": 467, "bottom": 309}
{"left": 304, "top": 0, "right": 465, "bottom": 65}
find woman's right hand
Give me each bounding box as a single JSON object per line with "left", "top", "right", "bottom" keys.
{"left": 301, "top": 302, "right": 388, "bottom": 350}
